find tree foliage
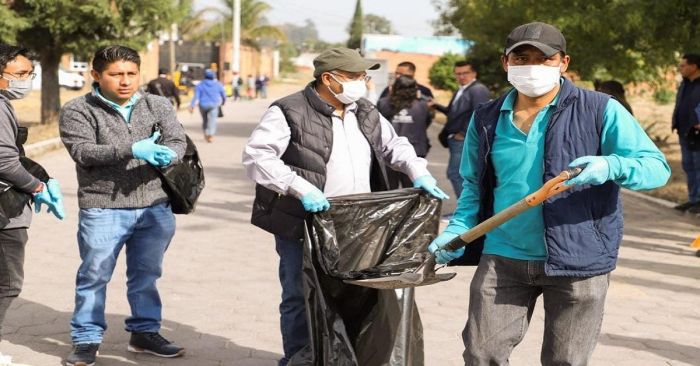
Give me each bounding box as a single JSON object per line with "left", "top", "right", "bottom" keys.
{"left": 346, "top": 0, "right": 363, "bottom": 49}
{"left": 364, "top": 14, "right": 393, "bottom": 35}
{"left": 5, "top": 0, "right": 187, "bottom": 124}
{"left": 428, "top": 53, "right": 464, "bottom": 91}
{"left": 192, "top": 0, "right": 285, "bottom": 48}
{"left": 435, "top": 0, "right": 700, "bottom": 87}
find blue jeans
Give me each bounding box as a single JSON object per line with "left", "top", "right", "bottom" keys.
{"left": 447, "top": 137, "right": 465, "bottom": 198}
{"left": 199, "top": 105, "right": 219, "bottom": 137}
{"left": 70, "top": 203, "right": 176, "bottom": 344}
{"left": 463, "top": 255, "right": 609, "bottom": 365}
{"left": 680, "top": 136, "right": 700, "bottom": 203}
{"left": 275, "top": 235, "right": 308, "bottom": 366}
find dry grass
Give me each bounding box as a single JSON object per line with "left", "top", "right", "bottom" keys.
{"left": 628, "top": 95, "right": 687, "bottom": 204}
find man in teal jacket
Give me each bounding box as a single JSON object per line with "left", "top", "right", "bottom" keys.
{"left": 429, "top": 22, "right": 670, "bottom": 365}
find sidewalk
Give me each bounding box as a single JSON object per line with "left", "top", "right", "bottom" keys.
{"left": 2, "top": 88, "right": 699, "bottom": 366}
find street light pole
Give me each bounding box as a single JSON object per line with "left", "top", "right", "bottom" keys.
{"left": 232, "top": 0, "right": 241, "bottom": 73}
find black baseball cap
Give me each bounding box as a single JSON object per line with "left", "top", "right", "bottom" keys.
{"left": 504, "top": 22, "right": 566, "bottom": 57}
{"left": 313, "top": 47, "right": 380, "bottom": 78}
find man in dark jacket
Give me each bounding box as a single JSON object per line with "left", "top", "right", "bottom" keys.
{"left": 428, "top": 22, "right": 670, "bottom": 365}
{"left": 242, "top": 47, "right": 449, "bottom": 366}
{"left": 671, "top": 53, "right": 700, "bottom": 214}
{"left": 146, "top": 68, "right": 181, "bottom": 109}
{"left": 60, "top": 46, "right": 187, "bottom": 366}
{"left": 433, "top": 60, "right": 490, "bottom": 198}
{"left": 0, "top": 44, "right": 64, "bottom": 363}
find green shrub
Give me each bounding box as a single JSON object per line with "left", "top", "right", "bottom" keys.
{"left": 428, "top": 53, "right": 465, "bottom": 91}
{"left": 652, "top": 88, "right": 675, "bottom": 105}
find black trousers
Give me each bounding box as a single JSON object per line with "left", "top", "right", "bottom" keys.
{"left": 0, "top": 228, "right": 28, "bottom": 339}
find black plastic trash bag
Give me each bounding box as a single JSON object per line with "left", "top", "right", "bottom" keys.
{"left": 291, "top": 189, "right": 441, "bottom": 366}
{"left": 153, "top": 123, "right": 205, "bottom": 214}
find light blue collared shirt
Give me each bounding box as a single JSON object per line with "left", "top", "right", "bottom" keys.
{"left": 446, "top": 80, "right": 671, "bottom": 260}
{"left": 94, "top": 86, "right": 141, "bottom": 123}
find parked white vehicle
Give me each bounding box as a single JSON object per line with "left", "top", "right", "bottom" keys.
{"left": 31, "top": 63, "right": 86, "bottom": 91}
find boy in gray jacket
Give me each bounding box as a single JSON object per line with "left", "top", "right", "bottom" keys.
{"left": 59, "top": 46, "right": 186, "bottom": 366}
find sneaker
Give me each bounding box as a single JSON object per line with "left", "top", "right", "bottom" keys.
{"left": 127, "top": 332, "right": 184, "bottom": 358}
{"left": 674, "top": 201, "right": 696, "bottom": 211}
{"left": 66, "top": 343, "right": 99, "bottom": 366}
{"left": 687, "top": 203, "right": 700, "bottom": 215}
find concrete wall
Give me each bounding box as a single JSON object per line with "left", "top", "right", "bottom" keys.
{"left": 218, "top": 43, "right": 276, "bottom": 84}
{"left": 365, "top": 50, "right": 442, "bottom": 89}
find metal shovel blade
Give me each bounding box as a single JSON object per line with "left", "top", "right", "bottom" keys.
{"left": 344, "top": 272, "right": 456, "bottom": 290}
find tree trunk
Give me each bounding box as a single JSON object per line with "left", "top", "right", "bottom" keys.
{"left": 40, "top": 49, "right": 61, "bottom": 125}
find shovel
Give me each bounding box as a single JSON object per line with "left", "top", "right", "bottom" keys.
{"left": 345, "top": 168, "right": 582, "bottom": 290}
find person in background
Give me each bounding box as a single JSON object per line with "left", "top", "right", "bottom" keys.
{"left": 60, "top": 45, "right": 186, "bottom": 366}
{"left": 433, "top": 60, "right": 490, "bottom": 200}
{"left": 377, "top": 75, "right": 432, "bottom": 188}
{"left": 379, "top": 61, "right": 434, "bottom": 101}
{"left": 246, "top": 74, "right": 255, "bottom": 100}
{"left": 189, "top": 69, "right": 226, "bottom": 143}
{"left": 671, "top": 53, "right": 700, "bottom": 213}
{"left": 595, "top": 80, "right": 633, "bottom": 115}
{"left": 146, "top": 68, "right": 181, "bottom": 110}
{"left": 428, "top": 22, "right": 670, "bottom": 365}
{"left": 231, "top": 71, "right": 242, "bottom": 101}
{"left": 0, "top": 44, "right": 64, "bottom": 366}
{"left": 260, "top": 74, "right": 270, "bottom": 99}
{"left": 254, "top": 74, "right": 263, "bottom": 99}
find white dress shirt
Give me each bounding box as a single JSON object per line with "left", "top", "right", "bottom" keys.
{"left": 453, "top": 79, "right": 476, "bottom": 104}
{"left": 242, "top": 100, "right": 430, "bottom": 199}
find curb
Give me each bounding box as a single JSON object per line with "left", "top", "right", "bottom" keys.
{"left": 24, "top": 137, "right": 62, "bottom": 159}
{"left": 620, "top": 188, "right": 678, "bottom": 209}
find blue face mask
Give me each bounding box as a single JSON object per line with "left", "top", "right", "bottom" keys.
{"left": 0, "top": 77, "right": 33, "bottom": 100}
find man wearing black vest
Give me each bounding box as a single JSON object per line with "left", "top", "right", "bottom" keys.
{"left": 433, "top": 61, "right": 490, "bottom": 199}
{"left": 428, "top": 23, "right": 670, "bottom": 365}
{"left": 242, "top": 47, "right": 449, "bottom": 366}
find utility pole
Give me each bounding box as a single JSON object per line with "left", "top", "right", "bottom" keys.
{"left": 169, "top": 23, "right": 177, "bottom": 73}
{"left": 232, "top": 0, "right": 241, "bottom": 74}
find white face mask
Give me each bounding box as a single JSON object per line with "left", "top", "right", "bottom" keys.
{"left": 507, "top": 65, "right": 561, "bottom": 97}
{"left": 0, "top": 77, "right": 32, "bottom": 100}
{"left": 328, "top": 73, "right": 367, "bottom": 104}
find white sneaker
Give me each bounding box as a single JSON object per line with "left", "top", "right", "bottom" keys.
{"left": 0, "top": 352, "right": 12, "bottom": 366}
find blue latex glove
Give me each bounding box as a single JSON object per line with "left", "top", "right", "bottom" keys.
{"left": 33, "top": 179, "right": 65, "bottom": 220}
{"left": 132, "top": 131, "right": 178, "bottom": 167}
{"left": 301, "top": 188, "right": 330, "bottom": 213}
{"left": 413, "top": 175, "right": 450, "bottom": 200}
{"left": 566, "top": 156, "right": 611, "bottom": 186}
{"left": 428, "top": 231, "right": 464, "bottom": 264}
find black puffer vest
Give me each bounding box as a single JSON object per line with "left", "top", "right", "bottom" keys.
{"left": 251, "top": 82, "right": 390, "bottom": 240}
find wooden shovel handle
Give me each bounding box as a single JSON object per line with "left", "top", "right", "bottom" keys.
{"left": 443, "top": 168, "right": 582, "bottom": 252}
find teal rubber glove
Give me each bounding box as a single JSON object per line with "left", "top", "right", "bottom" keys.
{"left": 566, "top": 156, "right": 611, "bottom": 186}
{"left": 132, "top": 131, "right": 178, "bottom": 167}
{"left": 413, "top": 175, "right": 450, "bottom": 200}
{"left": 301, "top": 188, "right": 330, "bottom": 213}
{"left": 428, "top": 232, "right": 464, "bottom": 264}
{"left": 33, "top": 179, "right": 65, "bottom": 220}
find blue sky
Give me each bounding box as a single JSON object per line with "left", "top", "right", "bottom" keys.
{"left": 193, "top": 0, "right": 442, "bottom": 43}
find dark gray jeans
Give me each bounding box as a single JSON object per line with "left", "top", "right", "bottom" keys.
{"left": 463, "top": 255, "right": 609, "bottom": 366}
{"left": 0, "top": 228, "right": 28, "bottom": 339}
